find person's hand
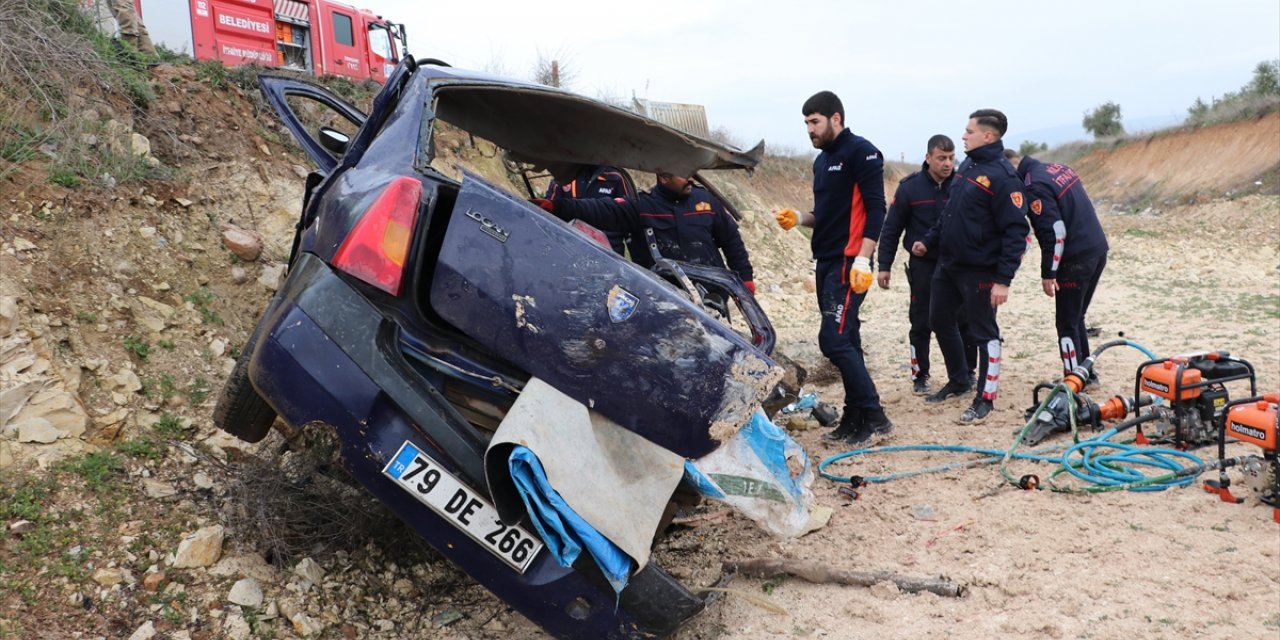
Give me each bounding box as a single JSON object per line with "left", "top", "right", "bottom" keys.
{"left": 849, "top": 257, "right": 874, "bottom": 294}
{"left": 774, "top": 207, "right": 798, "bottom": 230}
{"left": 911, "top": 241, "right": 928, "bottom": 257}
{"left": 991, "top": 283, "right": 1010, "bottom": 307}
{"left": 530, "top": 198, "right": 555, "bottom": 212}
{"left": 876, "top": 270, "right": 891, "bottom": 289}
{"left": 1042, "top": 278, "right": 1058, "bottom": 297}
{"left": 743, "top": 280, "right": 756, "bottom": 295}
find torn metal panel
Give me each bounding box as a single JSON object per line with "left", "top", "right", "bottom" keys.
{"left": 430, "top": 173, "right": 780, "bottom": 457}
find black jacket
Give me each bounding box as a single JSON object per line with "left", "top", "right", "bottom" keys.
{"left": 810, "top": 128, "right": 887, "bottom": 261}
{"left": 878, "top": 162, "right": 953, "bottom": 271}
{"left": 545, "top": 165, "right": 634, "bottom": 254}
{"left": 1017, "top": 156, "right": 1109, "bottom": 278}
{"left": 920, "top": 140, "right": 1029, "bottom": 285}
{"left": 552, "top": 183, "right": 754, "bottom": 282}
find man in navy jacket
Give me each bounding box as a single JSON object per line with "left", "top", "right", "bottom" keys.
{"left": 1005, "top": 150, "right": 1109, "bottom": 377}
{"left": 545, "top": 165, "right": 636, "bottom": 255}
{"left": 913, "top": 109, "right": 1029, "bottom": 424}
{"left": 774, "top": 91, "right": 893, "bottom": 445}
{"left": 877, "top": 134, "right": 977, "bottom": 395}
{"left": 538, "top": 172, "right": 755, "bottom": 292}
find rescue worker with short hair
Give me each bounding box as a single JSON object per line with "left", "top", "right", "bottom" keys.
{"left": 877, "top": 134, "right": 977, "bottom": 395}
{"left": 913, "top": 109, "right": 1029, "bottom": 424}
{"left": 773, "top": 90, "right": 893, "bottom": 445}
{"left": 545, "top": 165, "right": 636, "bottom": 255}
{"left": 534, "top": 172, "right": 755, "bottom": 293}
{"left": 1004, "top": 149, "right": 1109, "bottom": 378}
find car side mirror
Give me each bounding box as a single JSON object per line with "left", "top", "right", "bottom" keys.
{"left": 319, "top": 127, "right": 351, "bottom": 155}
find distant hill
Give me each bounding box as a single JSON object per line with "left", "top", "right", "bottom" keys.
{"left": 1008, "top": 113, "right": 1185, "bottom": 151}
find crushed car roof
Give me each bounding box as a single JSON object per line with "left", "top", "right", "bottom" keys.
{"left": 421, "top": 63, "right": 765, "bottom": 178}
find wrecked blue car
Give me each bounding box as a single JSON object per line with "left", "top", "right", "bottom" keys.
{"left": 213, "top": 57, "right": 780, "bottom": 638}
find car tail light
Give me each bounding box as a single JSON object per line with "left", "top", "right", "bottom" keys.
{"left": 332, "top": 176, "right": 422, "bottom": 295}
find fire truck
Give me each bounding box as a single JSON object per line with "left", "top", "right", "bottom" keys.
{"left": 136, "top": 0, "right": 407, "bottom": 83}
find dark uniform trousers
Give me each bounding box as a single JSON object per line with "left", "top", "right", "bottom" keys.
{"left": 907, "top": 255, "right": 977, "bottom": 381}
{"left": 817, "top": 258, "right": 881, "bottom": 411}
{"left": 930, "top": 266, "right": 1002, "bottom": 401}
{"left": 1055, "top": 254, "right": 1107, "bottom": 372}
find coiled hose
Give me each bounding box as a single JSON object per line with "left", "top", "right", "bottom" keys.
{"left": 819, "top": 339, "right": 1216, "bottom": 493}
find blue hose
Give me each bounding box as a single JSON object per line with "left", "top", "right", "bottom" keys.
{"left": 818, "top": 339, "right": 1210, "bottom": 493}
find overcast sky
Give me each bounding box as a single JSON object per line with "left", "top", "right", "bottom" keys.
{"left": 361, "top": 0, "right": 1279, "bottom": 163}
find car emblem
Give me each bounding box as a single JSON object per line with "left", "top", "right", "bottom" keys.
{"left": 607, "top": 286, "right": 639, "bottom": 323}
{"left": 465, "top": 209, "right": 509, "bottom": 243}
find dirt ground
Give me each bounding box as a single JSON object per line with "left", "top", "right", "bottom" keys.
{"left": 2, "top": 60, "right": 1278, "bottom": 640}
{"left": 663, "top": 192, "right": 1280, "bottom": 640}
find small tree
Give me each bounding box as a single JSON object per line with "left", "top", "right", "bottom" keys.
{"left": 1187, "top": 96, "right": 1209, "bottom": 123}
{"left": 1018, "top": 140, "right": 1046, "bottom": 156}
{"left": 1082, "top": 101, "right": 1124, "bottom": 138}
{"left": 532, "top": 52, "right": 576, "bottom": 88}
{"left": 1247, "top": 59, "right": 1280, "bottom": 96}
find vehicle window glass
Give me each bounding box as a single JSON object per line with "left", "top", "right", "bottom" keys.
{"left": 332, "top": 12, "right": 354, "bottom": 46}
{"left": 367, "top": 25, "right": 392, "bottom": 59}
{"left": 286, "top": 94, "right": 361, "bottom": 144}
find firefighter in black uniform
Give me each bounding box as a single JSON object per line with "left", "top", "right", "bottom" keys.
{"left": 913, "top": 109, "right": 1029, "bottom": 424}
{"left": 545, "top": 165, "right": 635, "bottom": 255}
{"left": 1005, "top": 150, "right": 1109, "bottom": 378}
{"left": 535, "top": 172, "right": 755, "bottom": 293}
{"left": 773, "top": 91, "right": 893, "bottom": 445}
{"left": 877, "top": 134, "right": 977, "bottom": 395}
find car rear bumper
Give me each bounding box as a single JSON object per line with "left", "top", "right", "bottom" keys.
{"left": 246, "top": 252, "right": 705, "bottom": 639}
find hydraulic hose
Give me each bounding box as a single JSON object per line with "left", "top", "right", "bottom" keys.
{"left": 818, "top": 338, "right": 1216, "bottom": 494}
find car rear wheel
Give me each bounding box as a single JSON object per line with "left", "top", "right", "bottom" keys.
{"left": 213, "top": 322, "right": 277, "bottom": 442}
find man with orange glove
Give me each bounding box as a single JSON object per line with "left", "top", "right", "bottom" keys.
{"left": 775, "top": 90, "right": 891, "bottom": 446}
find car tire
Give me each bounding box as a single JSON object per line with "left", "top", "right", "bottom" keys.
{"left": 213, "top": 322, "right": 277, "bottom": 443}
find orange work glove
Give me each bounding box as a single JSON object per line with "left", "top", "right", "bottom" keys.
{"left": 849, "top": 257, "right": 874, "bottom": 294}
{"left": 774, "top": 207, "right": 798, "bottom": 230}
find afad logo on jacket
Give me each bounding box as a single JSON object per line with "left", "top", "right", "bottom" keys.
{"left": 695, "top": 201, "right": 712, "bottom": 212}
{"left": 827, "top": 162, "right": 844, "bottom": 172}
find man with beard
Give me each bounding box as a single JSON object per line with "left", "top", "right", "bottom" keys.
{"left": 877, "top": 134, "right": 977, "bottom": 395}
{"left": 773, "top": 90, "right": 892, "bottom": 445}
{"left": 912, "top": 109, "right": 1029, "bottom": 424}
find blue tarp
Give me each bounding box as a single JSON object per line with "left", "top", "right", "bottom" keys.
{"left": 508, "top": 446, "right": 633, "bottom": 593}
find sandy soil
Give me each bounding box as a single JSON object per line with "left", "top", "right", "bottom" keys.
{"left": 663, "top": 193, "right": 1280, "bottom": 640}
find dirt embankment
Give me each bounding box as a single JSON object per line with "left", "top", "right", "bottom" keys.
{"left": 1070, "top": 111, "right": 1280, "bottom": 207}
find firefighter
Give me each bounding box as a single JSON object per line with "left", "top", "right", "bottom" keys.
{"left": 912, "top": 109, "right": 1029, "bottom": 424}
{"left": 545, "top": 165, "right": 635, "bottom": 255}
{"left": 877, "top": 134, "right": 977, "bottom": 395}
{"left": 1004, "top": 149, "right": 1109, "bottom": 379}
{"left": 533, "top": 171, "right": 755, "bottom": 293}
{"left": 108, "top": 0, "right": 155, "bottom": 54}
{"left": 773, "top": 91, "right": 893, "bottom": 446}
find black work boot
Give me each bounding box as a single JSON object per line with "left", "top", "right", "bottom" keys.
{"left": 958, "top": 398, "right": 994, "bottom": 424}
{"left": 912, "top": 375, "right": 931, "bottom": 395}
{"left": 846, "top": 408, "right": 894, "bottom": 447}
{"left": 824, "top": 407, "right": 863, "bottom": 441}
{"left": 926, "top": 381, "right": 971, "bottom": 403}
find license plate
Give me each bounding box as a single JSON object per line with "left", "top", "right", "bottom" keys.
{"left": 383, "top": 441, "right": 542, "bottom": 573}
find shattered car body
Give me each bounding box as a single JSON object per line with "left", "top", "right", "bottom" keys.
{"left": 213, "top": 57, "right": 779, "bottom": 638}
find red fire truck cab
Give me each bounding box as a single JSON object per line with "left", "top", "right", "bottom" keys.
{"left": 138, "top": 0, "right": 406, "bottom": 83}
